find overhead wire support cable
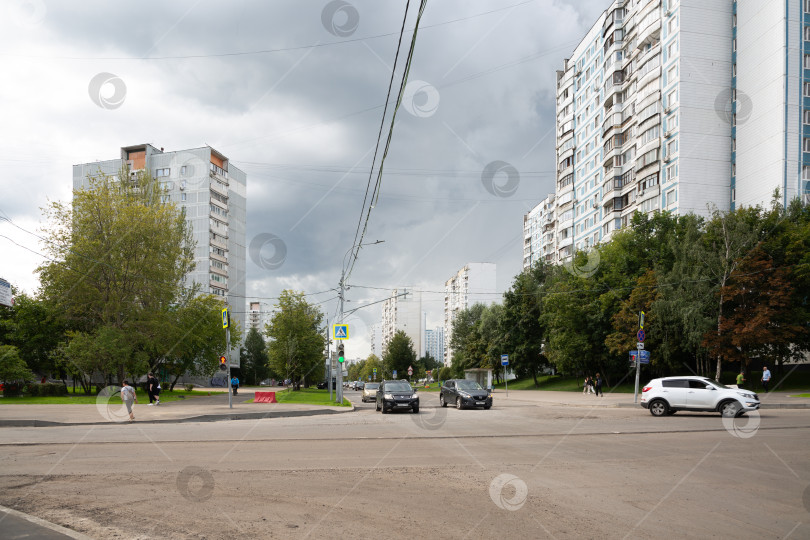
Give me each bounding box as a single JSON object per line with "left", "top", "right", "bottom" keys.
{"left": 347, "top": 0, "right": 429, "bottom": 283}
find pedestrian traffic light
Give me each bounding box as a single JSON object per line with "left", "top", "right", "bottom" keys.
{"left": 219, "top": 355, "right": 227, "bottom": 371}
{"left": 337, "top": 344, "right": 345, "bottom": 364}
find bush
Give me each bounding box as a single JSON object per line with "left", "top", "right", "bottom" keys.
{"left": 184, "top": 384, "right": 194, "bottom": 392}
{"left": 26, "top": 384, "right": 40, "bottom": 397}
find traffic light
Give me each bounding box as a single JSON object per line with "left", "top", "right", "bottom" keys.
{"left": 219, "top": 355, "right": 227, "bottom": 371}
{"left": 337, "top": 344, "right": 345, "bottom": 364}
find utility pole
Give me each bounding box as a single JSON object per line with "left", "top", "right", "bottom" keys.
{"left": 326, "top": 319, "right": 332, "bottom": 401}
{"left": 222, "top": 305, "right": 232, "bottom": 409}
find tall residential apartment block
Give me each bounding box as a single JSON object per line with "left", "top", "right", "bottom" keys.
{"left": 523, "top": 194, "right": 557, "bottom": 270}
{"left": 73, "top": 144, "right": 247, "bottom": 353}
{"left": 443, "top": 263, "right": 496, "bottom": 365}
{"left": 553, "top": 0, "right": 733, "bottom": 261}
{"left": 424, "top": 327, "right": 445, "bottom": 364}
{"left": 380, "top": 289, "right": 423, "bottom": 358}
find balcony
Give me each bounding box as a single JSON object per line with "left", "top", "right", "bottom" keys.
{"left": 558, "top": 236, "right": 573, "bottom": 249}
{"left": 210, "top": 181, "right": 227, "bottom": 197}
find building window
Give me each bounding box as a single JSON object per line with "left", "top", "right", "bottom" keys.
{"left": 803, "top": 165, "right": 810, "bottom": 180}
{"left": 805, "top": 54, "right": 810, "bottom": 70}
{"left": 666, "top": 188, "right": 677, "bottom": 207}
{"left": 667, "top": 114, "right": 679, "bottom": 132}
{"left": 667, "top": 138, "right": 679, "bottom": 156}
{"left": 804, "top": 82, "right": 810, "bottom": 97}
{"left": 803, "top": 138, "right": 810, "bottom": 153}
{"left": 181, "top": 192, "right": 187, "bottom": 201}
{"left": 668, "top": 17, "right": 677, "bottom": 35}
{"left": 805, "top": 26, "right": 810, "bottom": 41}
{"left": 666, "top": 164, "right": 678, "bottom": 183}
{"left": 180, "top": 165, "right": 187, "bottom": 176}
{"left": 156, "top": 168, "right": 170, "bottom": 177}
{"left": 667, "top": 65, "right": 678, "bottom": 85}
{"left": 806, "top": 0, "right": 810, "bottom": 14}
{"left": 667, "top": 89, "right": 678, "bottom": 108}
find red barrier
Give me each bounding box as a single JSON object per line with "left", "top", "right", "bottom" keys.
{"left": 254, "top": 391, "right": 277, "bottom": 403}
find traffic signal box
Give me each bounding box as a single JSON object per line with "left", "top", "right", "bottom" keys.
{"left": 337, "top": 344, "right": 345, "bottom": 364}
{"left": 219, "top": 355, "right": 227, "bottom": 371}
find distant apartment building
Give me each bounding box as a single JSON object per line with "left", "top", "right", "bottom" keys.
{"left": 73, "top": 144, "right": 247, "bottom": 362}
{"left": 380, "top": 289, "right": 423, "bottom": 358}
{"left": 523, "top": 193, "right": 557, "bottom": 270}
{"left": 443, "top": 263, "right": 496, "bottom": 365}
{"left": 247, "top": 301, "right": 270, "bottom": 333}
{"left": 424, "top": 326, "right": 445, "bottom": 364}
{"left": 553, "top": 0, "right": 732, "bottom": 260}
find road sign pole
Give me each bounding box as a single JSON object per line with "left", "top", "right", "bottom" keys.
{"left": 326, "top": 319, "right": 332, "bottom": 402}
{"left": 226, "top": 326, "right": 232, "bottom": 409}
{"left": 633, "top": 347, "right": 640, "bottom": 403}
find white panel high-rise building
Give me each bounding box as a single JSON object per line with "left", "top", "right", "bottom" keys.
{"left": 552, "top": 0, "right": 734, "bottom": 262}
{"left": 443, "top": 263, "right": 496, "bottom": 365}
{"left": 380, "top": 289, "right": 423, "bottom": 358}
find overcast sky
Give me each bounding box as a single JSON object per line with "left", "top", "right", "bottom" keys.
{"left": 0, "top": 0, "right": 610, "bottom": 358}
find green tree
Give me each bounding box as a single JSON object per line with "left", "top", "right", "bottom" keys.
{"left": 265, "top": 290, "right": 325, "bottom": 390}
{"left": 359, "top": 354, "right": 383, "bottom": 381}
{"left": 0, "top": 292, "right": 64, "bottom": 378}
{"left": 501, "top": 264, "right": 548, "bottom": 385}
{"left": 38, "top": 167, "right": 195, "bottom": 383}
{"left": 0, "top": 345, "right": 35, "bottom": 386}
{"left": 241, "top": 327, "right": 270, "bottom": 385}
{"left": 449, "top": 304, "right": 488, "bottom": 376}
{"left": 383, "top": 330, "right": 417, "bottom": 381}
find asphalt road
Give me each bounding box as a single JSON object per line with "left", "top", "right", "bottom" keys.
{"left": 1, "top": 389, "right": 808, "bottom": 539}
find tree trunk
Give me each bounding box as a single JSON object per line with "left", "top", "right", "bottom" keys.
{"left": 714, "top": 289, "right": 725, "bottom": 381}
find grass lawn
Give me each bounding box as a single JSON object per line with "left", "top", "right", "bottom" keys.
{"left": 250, "top": 387, "right": 350, "bottom": 407}
{"left": 0, "top": 387, "right": 222, "bottom": 405}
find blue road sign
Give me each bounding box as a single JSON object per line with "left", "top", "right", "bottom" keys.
{"left": 501, "top": 354, "right": 509, "bottom": 366}
{"left": 637, "top": 329, "right": 645, "bottom": 342}
{"left": 630, "top": 350, "right": 651, "bottom": 364}
{"left": 222, "top": 308, "right": 229, "bottom": 329}
{"left": 393, "top": 370, "right": 397, "bottom": 378}
{"left": 333, "top": 324, "right": 348, "bottom": 340}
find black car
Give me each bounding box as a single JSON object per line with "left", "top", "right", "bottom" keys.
{"left": 440, "top": 379, "right": 492, "bottom": 409}
{"left": 376, "top": 380, "right": 419, "bottom": 414}
{"left": 317, "top": 381, "right": 328, "bottom": 389}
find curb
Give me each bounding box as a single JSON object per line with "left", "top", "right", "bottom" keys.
{"left": 0, "top": 503, "right": 94, "bottom": 540}
{"left": 0, "top": 406, "right": 354, "bottom": 428}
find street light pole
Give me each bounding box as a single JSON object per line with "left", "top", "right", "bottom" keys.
{"left": 338, "top": 240, "right": 384, "bottom": 404}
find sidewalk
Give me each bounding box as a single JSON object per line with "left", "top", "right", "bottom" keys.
{"left": 0, "top": 387, "right": 353, "bottom": 427}
{"left": 490, "top": 389, "right": 810, "bottom": 409}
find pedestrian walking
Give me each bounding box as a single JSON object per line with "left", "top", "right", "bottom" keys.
{"left": 121, "top": 380, "right": 137, "bottom": 421}
{"left": 761, "top": 366, "right": 771, "bottom": 392}
{"left": 231, "top": 376, "right": 239, "bottom": 396}
{"left": 736, "top": 370, "right": 745, "bottom": 389}
{"left": 582, "top": 375, "right": 589, "bottom": 394}
{"left": 594, "top": 373, "right": 603, "bottom": 397}
{"left": 146, "top": 372, "right": 160, "bottom": 405}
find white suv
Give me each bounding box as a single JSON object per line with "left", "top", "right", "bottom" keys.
{"left": 640, "top": 376, "right": 760, "bottom": 417}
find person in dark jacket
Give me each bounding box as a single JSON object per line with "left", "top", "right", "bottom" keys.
{"left": 231, "top": 376, "right": 239, "bottom": 396}
{"left": 594, "top": 373, "right": 604, "bottom": 397}
{"left": 146, "top": 372, "right": 160, "bottom": 406}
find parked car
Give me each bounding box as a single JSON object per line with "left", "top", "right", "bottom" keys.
{"left": 376, "top": 380, "right": 419, "bottom": 413}
{"left": 640, "top": 376, "right": 760, "bottom": 417}
{"left": 317, "top": 381, "right": 328, "bottom": 389}
{"left": 361, "top": 382, "right": 380, "bottom": 402}
{"left": 440, "top": 379, "right": 492, "bottom": 410}
{"left": 355, "top": 381, "right": 364, "bottom": 391}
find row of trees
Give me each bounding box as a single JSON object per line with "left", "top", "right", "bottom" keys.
{"left": 1, "top": 169, "right": 237, "bottom": 393}
{"left": 450, "top": 196, "right": 810, "bottom": 385}
{"left": 346, "top": 330, "right": 443, "bottom": 383}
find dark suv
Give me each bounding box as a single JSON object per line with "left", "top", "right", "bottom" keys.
{"left": 376, "top": 380, "right": 419, "bottom": 414}
{"left": 440, "top": 379, "right": 492, "bottom": 409}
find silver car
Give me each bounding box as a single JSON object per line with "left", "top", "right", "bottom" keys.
{"left": 361, "top": 382, "right": 379, "bottom": 402}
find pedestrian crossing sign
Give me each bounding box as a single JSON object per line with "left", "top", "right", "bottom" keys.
{"left": 333, "top": 324, "right": 349, "bottom": 340}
